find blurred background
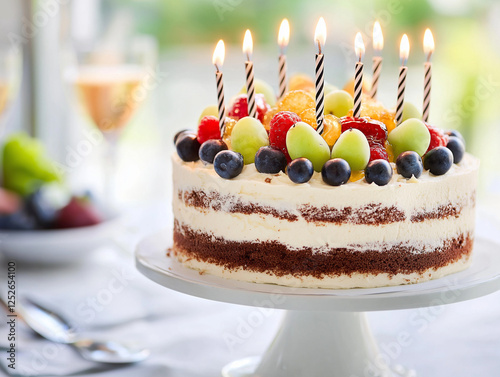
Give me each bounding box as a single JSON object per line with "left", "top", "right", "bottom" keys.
{"left": 0, "top": 0, "right": 499, "bottom": 211}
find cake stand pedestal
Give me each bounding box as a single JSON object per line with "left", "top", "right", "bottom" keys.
{"left": 135, "top": 231, "right": 500, "bottom": 377}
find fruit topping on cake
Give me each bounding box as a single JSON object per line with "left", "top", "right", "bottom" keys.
{"left": 286, "top": 158, "right": 314, "bottom": 184}
{"left": 255, "top": 147, "right": 288, "bottom": 174}
{"left": 214, "top": 150, "right": 244, "bottom": 179}
{"left": 175, "top": 76, "right": 469, "bottom": 185}
{"left": 321, "top": 158, "right": 351, "bottom": 186}
{"left": 365, "top": 160, "right": 393, "bottom": 186}
{"left": 269, "top": 111, "right": 301, "bottom": 162}
{"left": 286, "top": 121, "right": 330, "bottom": 172}
{"left": 197, "top": 115, "right": 221, "bottom": 144}
{"left": 330, "top": 129, "right": 370, "bottom": 171}
{"left": 231, "top": 117, "right": 269, "bottom": 164}
{"left": 396, "top": 151, "right": 423, "bottom": 179}
{"left": 228, "top": 93, "right": 270, "bottom": 123}
{"left": 199, "top": 139, "right": 228, "bottom": 164}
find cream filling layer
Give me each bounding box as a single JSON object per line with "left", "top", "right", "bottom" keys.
{"left": 175, "top": 251, "right": 472, "bottom": 289}
{"left": 173, "top": 201, "right": 475, "bottom": 252}
{"left": 172, "top": 153, "right": 479, "bottom": 216}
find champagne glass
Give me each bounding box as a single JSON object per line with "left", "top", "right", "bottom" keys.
{"left": 65, "top": 35, "right": 156, "bottom": 205}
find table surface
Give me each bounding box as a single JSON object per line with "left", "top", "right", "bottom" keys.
{"left": 1, "top": 202, "right": 500, "bottom": 377}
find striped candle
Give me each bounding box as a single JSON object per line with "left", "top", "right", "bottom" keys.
{"left": 395, "top": 34, "right": 410, "bottom": 125}
{"left": 278, "top": 19, "right": 290, "bottom": 100}
{"left": 243, "top": 30, "right": 256, "bottom": 118}
{"left": 212, "top": 40, "right": 226, "bottom": 137}
{"left": 370, "top": 21, "right": 383, "bottom": 100}
{"left": 353, "top": 32, "right": 365, "bottom": 118}
{"left": 314, "top": 17, "right": 326, "bottom": 134}
{"left": 422, "top": 29, "right": 434, "bottom": 123}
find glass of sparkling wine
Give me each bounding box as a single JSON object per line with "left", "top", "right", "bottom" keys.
{"left": 65, "top": 38, "right": 155, "bottom": 204}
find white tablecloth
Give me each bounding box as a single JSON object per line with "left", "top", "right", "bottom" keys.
{"left": 1, "top": 203, "right": 499, "bottom": 377}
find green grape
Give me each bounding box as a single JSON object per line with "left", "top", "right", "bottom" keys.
{"left": 286, "top": 121, "right": 330, "bottom": 172}
{"left": 324, "top": 90, "right": 354, "bottom": 118}
{"left": 240, "top": 78, "right": 276, "bottom": 107}
{"left": 331, "top": 129, "right": 370, "bottom": 171}
{"left": 231, "top": 117, "right": 269, "bottom": 164}
{"left": 402, "top": 102, "right": 422, "bottom": 122}
{"left": 198, "top": 105, "right": 218, "bottom": 124}
{"left": 388, "top": 118, "right": 430, "bottom": 157}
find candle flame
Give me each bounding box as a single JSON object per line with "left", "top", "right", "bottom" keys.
{"left": 314, "top": 17, "right": 327, "bottom": 51}
{"left": 400, "top": 34, "right": 410, "bottom": 65}
{"left": 243, "top": 29, "right": 253, "bottom": 59}
{"left": 355, "top": 32, "right": 365, "bottom": 61}
{"left": 373, "top": 21, "right": 384, "bottom": 51}
{"left": 212, "top": 40, "right": 225, "bottom": 68}
{"left": 278, "top": 19, "right": 290, "bottom": 48}
{"left": 423, "top": 28, "right": 435, "bottom": 59}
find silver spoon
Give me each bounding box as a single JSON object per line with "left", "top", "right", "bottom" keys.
{"left": 3, "top": 297, "right": 150, "bottom": 364}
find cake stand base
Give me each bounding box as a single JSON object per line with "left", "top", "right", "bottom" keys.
{"left": 222, "top": 311, "right": 413, "bottom": 377}
{"left": 135, "top": 231, "right": 500, "bottom": 377}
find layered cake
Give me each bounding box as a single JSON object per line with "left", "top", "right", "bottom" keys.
{"left": 172, "top": 80, "right": 479, "bottom": 289}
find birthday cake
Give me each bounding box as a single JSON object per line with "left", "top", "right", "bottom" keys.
{"left": 170, "top": 76, "right": 478, "bottom": 289}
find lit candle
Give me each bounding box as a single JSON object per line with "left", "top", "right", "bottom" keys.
{"left": 243, "top": 30, "right": 256, "bottom": 118}
{"left": 370, "top": 21, "right": 383, "bottom": 100}
{"left": 395, "top": 34, "right": 410, "bottom": 125}
{"left": 353, "top": 32, "right": 365, "bottom": 118}
{"left": 278, "top": 19, "right": 290, "bottom": 100}
{"left": 422, "top": 29, "right": 434, "bottom": 123}
{"left": 212, "top": 40, "right": 226, "bottom": 137}
{"left": 314, "top": 17, "right": 326, "bottom": 134}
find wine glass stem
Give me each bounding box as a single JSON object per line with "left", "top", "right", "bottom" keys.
{"left": 103, "top": 133, "right": 119, "bottom": 207}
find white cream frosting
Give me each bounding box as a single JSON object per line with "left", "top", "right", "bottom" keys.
{"left": 172, "top": 153, "right": 479, "bottom": 252}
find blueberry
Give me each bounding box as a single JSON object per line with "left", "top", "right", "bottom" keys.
{"left": 446, "top": 136, "right": 465, "bottom": 164}
{"left": 445, "top": 130, "right": 465, "bottom": 146}
{"left": 365, "top": 159, "right": 393, "bottom": 186}
{"left": 25, "top": 189, "right": 57, "bottom": 228}
{"left": 255, "top": 147, "right": 287, "bottom": 174}
{"left": 199, "top": 139, "right": 228, "bottom": 164}
{"left": 0, "top": 211, "right": 37, "bottom": 230}
{"left": 287, "top": 158, "right": 314, "bottom": 184}
{"left": 214, "top": 150, "right": 244, "bottom": 179}
{"left": 321, "top": 159, "right": 351, "bottom": 186}
{"left": 173, "top": 129, "right": 195, "bottom": 146}
{"left": 424, "top": 146, "right": 453, "bottom": 175}
{"left": 396, "top": 151, "right": 423, "bottom": 179}
{"left": 176, "top": 134, "right": 201, "bottom": 162}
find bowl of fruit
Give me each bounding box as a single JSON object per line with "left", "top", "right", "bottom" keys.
{"left": 0, "top": 134, "right": 121, "bottom": 265}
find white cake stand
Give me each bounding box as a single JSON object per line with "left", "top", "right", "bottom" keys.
{"left": 135, "top": 231, "right": 500, "bottom": 377}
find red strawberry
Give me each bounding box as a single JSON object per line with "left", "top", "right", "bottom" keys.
{"left": 227, "top": 94, "right": 270, "bottom": 123}
{"left": 340, "top": 116, "right": 387, "bottom": 144}
{"left": 369, "top": 142, "right": 389, "bottom": 162}
{"left": 269, "top": 111, "right": 301, "bottom": 162}
{"left": 197, "top": 116, "right": 221, "bottom": 144}
{"left": 425, "top": 123, "right": 448, "bottom": 153}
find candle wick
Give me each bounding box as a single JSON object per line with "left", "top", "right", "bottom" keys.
{"left": 246, "top": 53, "right": 251, "bottom": 62}
{"left": 215, "top": 64, "right": 220, "bottom": 72}
{"left": 427, "top": 51, "right": 432, "bottom": 62}
{"left": 317, "top": 40, "right": 322, "bottom": 55}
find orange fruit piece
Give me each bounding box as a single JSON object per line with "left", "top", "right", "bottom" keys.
{"left": 222, "top": 117, "right": 237, "bottom": 148}
{"left": 289, "top": 73, "right": 315, "bottom": 92}
{"left": 346, "top": 97, "right": 396, "bottom": 134}
{"left": 276, "top": 90, "right": 315, "bottom": 116}
{"left": 343, "top": 78, "right": 372, "bottom": 97}
{"left": 349, "top": 170, "right": 365, "bottom": 182}
{"left": 298, "top": 108, "right": 341, "bottom": 148}
{"left": 262, "top": 107, "right": 279, "bottom": 131}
